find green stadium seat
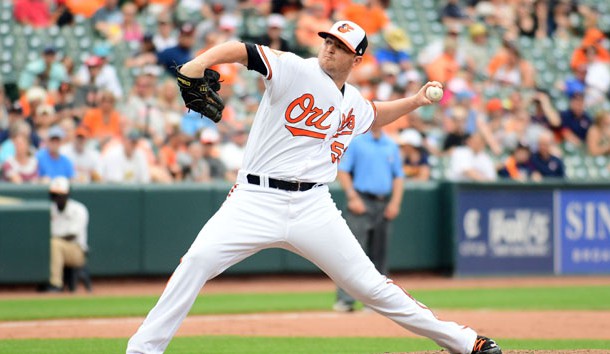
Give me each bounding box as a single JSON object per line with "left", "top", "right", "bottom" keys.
{"left": 54, "top": 37, "right": 67, "bottom": 50}
{"left": 73, "top": 25, "right": 87, "bottom": 38}
{"left": 421, "top": 1, "right": 435, "bottom": 10}
{"left": 594, "top": 155, "right": 608, "bottom": 167}
{"left": 0, "top": 9, "right": 13, "bottom": 24}
{"left": 0, "top": 52, "right": 10, "bottom": 63}
{"left": 0, "top": 23, "right": 10, "bottom": 36}
{"left": 78, "top": 37, "right": 93, "bottom": 51}
{"left": 399, "top": 0, "right": 414, "bottom": 9}
{"left": 47, "top": 25, "right": 61, "bottom": 38}
{"left": 28, "top": 36, "right": 43, "bottom": 50}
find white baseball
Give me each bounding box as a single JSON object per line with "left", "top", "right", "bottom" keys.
{"left": 426, "top": 86, "right": 443, "bottom": 102}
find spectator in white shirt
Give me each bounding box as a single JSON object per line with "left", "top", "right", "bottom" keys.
{"left": 153, "top": 14, "right": 177, "bottom": 52}
{"left": 60, "top": 126, "right": 102, "bottom": 183}
{"left": 447, "top": 132, "right": 497, "bottom": 181}
{"left": 100, "top": 130, "right": 151, "bottom": 183}
{"left": 41, "top": 177, "right": 89, "bottom": 292}
{"left": 219, "top": 126, "right": 247, "bottom": 181}
{"left": 74, "top": 54, "right": 123, "bottom": 100}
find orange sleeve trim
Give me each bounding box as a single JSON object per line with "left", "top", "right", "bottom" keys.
{"left": 257, "top": 44, "right": 272, "bottom": 80}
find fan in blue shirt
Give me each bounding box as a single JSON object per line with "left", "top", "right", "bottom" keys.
{"left": 36, "top": 126, "right": 74, "bottom": 180}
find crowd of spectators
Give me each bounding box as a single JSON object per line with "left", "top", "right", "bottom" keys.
{"left": 1, "top": 0, "right": 610, "bottom": 185}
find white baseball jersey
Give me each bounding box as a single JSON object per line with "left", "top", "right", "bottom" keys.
{"left": 241, "top": 45, "right": 377, "bottom": 183}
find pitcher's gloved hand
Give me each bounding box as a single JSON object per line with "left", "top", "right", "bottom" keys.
{"left": 176, "top": 66, "right": 224, "bottom": 123}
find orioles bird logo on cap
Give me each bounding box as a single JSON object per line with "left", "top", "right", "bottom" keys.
{"left": 337, "top": 23, "right": 354, "bottom": 33}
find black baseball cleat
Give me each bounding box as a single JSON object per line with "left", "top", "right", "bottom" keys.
{"left": 471, "top": 335, "right": 502, "bottom": 354}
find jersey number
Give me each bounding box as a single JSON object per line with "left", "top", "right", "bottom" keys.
{"left": 330, "top": 141, "right": 346, "bottom": 163}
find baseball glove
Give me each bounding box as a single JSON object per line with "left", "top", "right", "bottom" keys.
{"left": 176, "top": 66, "right": 224, "bottom": 123}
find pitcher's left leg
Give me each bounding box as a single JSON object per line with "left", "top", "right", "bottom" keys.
{"left": 288, "top": 191, "right": 476, "bottom": 354}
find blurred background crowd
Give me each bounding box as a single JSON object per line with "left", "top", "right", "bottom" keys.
{"left": 1, "top": 0, "right": 610, "bottom": 185}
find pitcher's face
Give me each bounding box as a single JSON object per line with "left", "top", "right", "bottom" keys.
{"left": 318, "top": 37, "right": 360, "bottom": 79}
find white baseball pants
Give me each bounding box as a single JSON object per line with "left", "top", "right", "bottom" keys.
{"left": 127, "top": 181, "right": 477, "bottom": 354}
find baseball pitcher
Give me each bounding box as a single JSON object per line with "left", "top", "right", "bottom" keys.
{"left": 127, "top": 21, "right": 501, "bottom": 354}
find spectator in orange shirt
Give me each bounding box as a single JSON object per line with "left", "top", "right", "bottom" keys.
{"left": 64, "top": 0, "right": 104, "bottom": 18}
{"left": 488, "top": 40, "right": 535, "bottom": 89}
{"left": 571, "top": 28, "right": 610, "bottom": 71}
{"left": 81, "top": 91, "right": 124, "bottom": 143}
{"left": 295, "top": 2, "right": 333, "bottom": 56}
{"left": 424, "top": 38, "right": 459, "bottom": 84}
{"left": 338, "top": 0, "right": 389, "bottom": 37}
{"left": 158, "top": 132, "right": 186, "bottom": 181}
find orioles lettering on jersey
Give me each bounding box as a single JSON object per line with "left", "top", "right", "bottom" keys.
{"left": 284, "top": 94, "right": 335, "bottom": 139}
{"left": 333, "top": 108, "right": 355, "bottom": 138}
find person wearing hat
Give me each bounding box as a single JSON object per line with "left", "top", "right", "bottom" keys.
{"left": 462, "top": 22, "right": 494, "bottom": 80}
{"left": 198, "top": 128, "right": 229, "bottom": 181}
{"left": 157, "top": 22, "right": 196, "bottom": 77}
{"left": 375, "top": 26, "right": 411, "bottom": 66}
{"left": 399, "top": 128, "right": 430, "bottom": 181}
{"left": 17, "top": 46, "right": 68, "bottom": 93}
{"left": 253, "top": 14, "right": 292, "bottom": 52}
{"left": 41, "top": 176, "right": 89, "bottom": 292}
{"left": 35, "top": 125, "right": 74, "bottom": 183}
{"left": 74, "top": 52, "right": 123, "bottom": 99}
{"left": 128, "top": 20, "right": 501, "bottom": 354}
{"left": 559, "top": 90, "right": 592, "bottom": 147}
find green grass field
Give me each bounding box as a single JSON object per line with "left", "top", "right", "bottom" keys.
{"left": 1, "top": 285, "right": 609, "bottom": 353}
{"left": 1, "top": 285, "right": 609, "bottom": 321}
{"left": 3, "top": 337, "right": 610, "bottom": 354}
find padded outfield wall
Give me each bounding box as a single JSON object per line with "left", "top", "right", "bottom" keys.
{"left": 1, "top": 181, "right": 608, "bottom": 284}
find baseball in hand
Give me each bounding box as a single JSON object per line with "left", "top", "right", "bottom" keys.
{"left": 426, "top": 86, "right": 443, "bottom": 102}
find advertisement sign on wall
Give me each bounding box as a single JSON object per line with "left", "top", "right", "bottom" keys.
{"left": 558, "top": 190, "right": 610, "bottom": 274}
{"left": 456, "top": 190, "right": 555, "bottom": 275}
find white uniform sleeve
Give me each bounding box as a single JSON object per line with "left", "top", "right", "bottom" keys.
{"left": 255, "top": 45, "right": 302, "bottom": 102}
{"left": 347, "top": 86, "right": 377, "bottom": 136}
